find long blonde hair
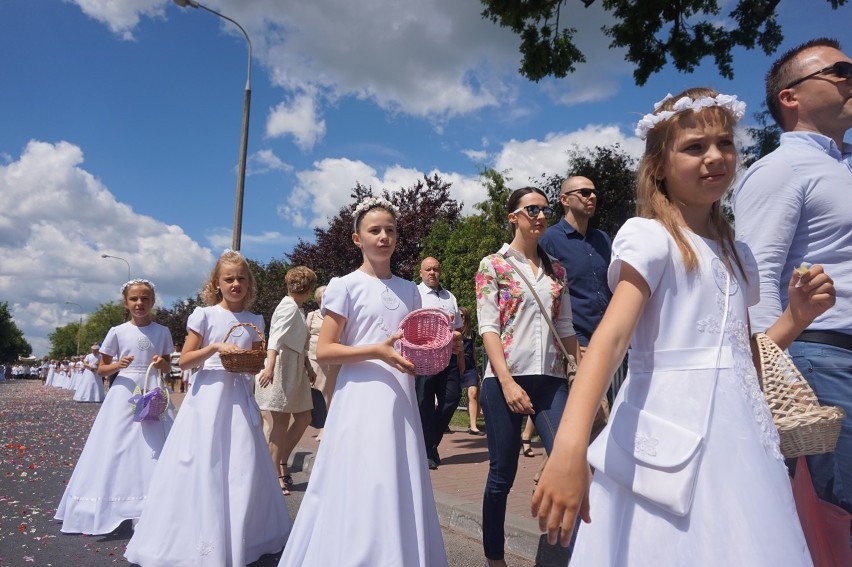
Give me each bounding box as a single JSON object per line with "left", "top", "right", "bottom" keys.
{"left": 200, "top": 250, "right": 258, "bottom": 309}
{"left": 636, "top": 87, "right": 746, "bottom": 277}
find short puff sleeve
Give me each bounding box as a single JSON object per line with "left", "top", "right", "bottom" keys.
{"left": 99, "top": 326, "right": 119, "bottom": 359}
{"left": 321, "top": 277, "right": 350, "bottom": 321}
{"left": 187, "top": 306, "right": 208, "bottom": 338}
{"left": 608, "top": 217, "right": 671, "bottom": 295}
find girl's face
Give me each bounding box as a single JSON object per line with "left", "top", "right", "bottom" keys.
{"left": 217, "top": 262, "right": 250, "bottom": 306}
{"left": 509, "top": 192, "right": 550, "bottom": 239}
{"left": 662, "top": 113, "right": 736, "bottom": 210}
{"left": 353, "top": 208, "right": 397, "bottom": 259}
{"left": 125, "top": 284, "right": 155, "bottom": 323}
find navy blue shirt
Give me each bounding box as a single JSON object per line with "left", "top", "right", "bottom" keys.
{"left": 539, "top": 218, "right": 613, "bottom": 346}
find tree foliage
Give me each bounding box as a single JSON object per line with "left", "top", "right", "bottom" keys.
{"left": 288, "top": 174, "right": 463, "bottom": 284}
{"left": 481, "top": 0, "right": 848, "bottom": 85}
{"left": 0, "top": 301, "right": 32, "bottom": 362}
{"left": 534, "top": 144, "right": 637, "bottom": 237}
{"left": 80, "top": 302, "right": 127, "bottom": 350}
{"left": 421, "top": 169, "right": 514, "bottom": 324}
{"left": 48, "top": 323, "right": 80, "bottom": 359}
{"left": 153, "top": 296, "right": 203, "bottom": 348}
{"left": 741, "top": 106, "right": 782, "bottom": 168}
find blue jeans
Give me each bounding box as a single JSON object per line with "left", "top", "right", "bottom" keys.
{"left": 480, "top": 375, "right": 568, "bottom": 560}
{"left": 788, "top": 341, "right": 852, "bottom": 514}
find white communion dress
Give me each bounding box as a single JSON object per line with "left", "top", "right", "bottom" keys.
{"left": 571, "top": 218, "right": 813, "bottom": 566}
{"left": 278, "top": 269, "right": 448, "bottom": 567}
{"left": 124, "top": 305, "right": 290, "bottom": 566}
{"left": 54, "top": 321, "right": 174, "bottom": 534}
{"left": 72, "top": 352, "right": 105, "bottom": 402}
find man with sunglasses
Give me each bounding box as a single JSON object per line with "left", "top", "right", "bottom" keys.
{"left": 540, "top": 176, "right": 612, "bottom": 352}
{"left": 734, "top": 38, "right": 852, "bottom": 520}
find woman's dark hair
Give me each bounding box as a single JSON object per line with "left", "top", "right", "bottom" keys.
{"left": 507, "top": 187, "right": 555, "bottom": 278}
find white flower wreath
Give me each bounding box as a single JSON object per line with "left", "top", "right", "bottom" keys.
{"left": 635, "top": 93, "right": 747, "bottom": 140}
{"left": 352, "top": 196, "right": 401, "bottom": 225}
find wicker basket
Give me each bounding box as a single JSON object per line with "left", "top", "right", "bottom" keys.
{"left": 219, "top": 322, "right": 267, "bottom": 374}
{"left": 755, "top": 333, "right": 846, "bottom": 458}
{"left": 128, "top": 362, "right": 170, "bottom": 422}
{"left": 397, "top": 308, "right": 454, "bottom": 375}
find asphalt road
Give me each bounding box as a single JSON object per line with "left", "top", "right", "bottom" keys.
{"left": 0, "top": 381, "right": 531, "bottom": 567}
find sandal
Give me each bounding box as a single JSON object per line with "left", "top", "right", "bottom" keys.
{"left": 279, "top": 474, "right": 293, "bottom": 495}
{"left": 521, "top": 437, "right": 535, "bottom": 457}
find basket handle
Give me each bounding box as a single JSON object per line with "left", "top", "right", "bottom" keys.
{"left": 223, "top": 322, "right": 267, "bottom": 350}
{"left": 144, "top": 362, "right": 162, "bottom": 394}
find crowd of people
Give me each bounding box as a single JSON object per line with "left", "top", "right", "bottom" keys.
{"left": 27, "top": 36, "right": 852, "bottom": 566}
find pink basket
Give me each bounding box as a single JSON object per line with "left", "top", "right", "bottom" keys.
{"left": 397, "top": 308, "right": 453, "bottom": 375}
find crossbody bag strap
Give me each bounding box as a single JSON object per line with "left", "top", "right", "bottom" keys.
{"left": 501, "top": 254, "right": 577, "bottom": 373}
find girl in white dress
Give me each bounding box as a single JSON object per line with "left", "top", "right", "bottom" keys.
{"left": 55, "top": 279, "right": 173, "bottom": 534}
{"left": 72, "top": 344, "right": 105, "bottom": 402}
{"left": 278, "top": 197, "right": 448, "bottom": 567}
{"left": 44, "top": 361, "right": 56, "bottom": 387}
{"left": 532, "top": 88, "right": 836, "bottom": 566}
{"left": 125, "top": 250, "right": 290, "bottom": 566}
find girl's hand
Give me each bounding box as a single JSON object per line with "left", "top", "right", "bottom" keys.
{"left": 500, "top": 379, "right": 534, "bottom": 414}
{"left": 151, "top": 355, "right": 170, "bottom": 373}
{"left": 531, "top": 448, "right": 592, "bottom": 547}
{"left": 257, "top": 366, "right": 273, "bottom": 388}
{"left": 117, "top": 355, "right": 134, "bottom": 369}
{"left": 213, "top": 342, "right": 240, "bottom": 356}
{"left": 380, "top": 333, "right": 416, "bottom": 375}
{"left": 451, "top": 331, "right": 463, "bottom": 355}
{"left": 788, "top": 264, "right": 836, "bottom": 326}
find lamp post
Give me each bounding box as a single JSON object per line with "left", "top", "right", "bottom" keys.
{"left": 101, "top": 254, "right": 132, "bottom": 280}
{"left": 173, "top": 0, "right": 252, "bottom": 252}
{"left": 64, "top": 301, "right": 82, "bottom": 356}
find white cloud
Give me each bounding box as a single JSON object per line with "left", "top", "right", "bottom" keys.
{"left": 266, "top": 93, "right": 327, "bottom": 151}
{"left": 279, "top": 124, "right": 643, "bottom": 229}
{"left": 0, "top": 140, "right": 214, "bottom": 356}
{"left": 461, "top": 149, "right": 489, "bottom": 163}
{"left": 68, "top": 0, "right": 165, "bottom": 40}
{"left": 247, "top": 149, "right": 293, "bottom": 175}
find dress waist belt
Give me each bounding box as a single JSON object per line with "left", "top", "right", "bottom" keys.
{"left": 629, "top": 346, "right": 733, "bottom": 373}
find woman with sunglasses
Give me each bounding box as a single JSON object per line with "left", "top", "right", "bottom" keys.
{"left": 475, "top": 187, "right": 581, "bottom": 567}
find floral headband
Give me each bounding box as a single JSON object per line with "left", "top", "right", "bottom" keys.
{"left": 634, "top": 93, "right": 746, "bottom": 140}
{"left": 121, "top": 278, "right": 156, "bottom": 293}
{"left": 352, "top": 196, "right": 400, "bottom": 226}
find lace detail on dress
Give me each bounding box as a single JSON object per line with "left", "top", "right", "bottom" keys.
{"left": 196, "top": 538, "right": 215, "bottom": 556}
{"left": 697, "top": 291, "right": 783, "bottom": 462}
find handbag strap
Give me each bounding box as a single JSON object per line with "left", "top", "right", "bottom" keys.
{"left": 500, "top": 253, "right": 576, "bottom": 369}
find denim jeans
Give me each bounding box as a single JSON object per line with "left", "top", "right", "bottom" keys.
{"left": 415, "top": 355, "right": 461, "bottom": 462}
{"left": 480, "top": 375, "right": 568, "bottom": 560}
{"left": 788, "top": 341, "right": 852, "bottom": 514}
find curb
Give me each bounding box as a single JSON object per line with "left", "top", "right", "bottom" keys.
{"left": 287, "top": 446, "right": 554, "bottom": 565}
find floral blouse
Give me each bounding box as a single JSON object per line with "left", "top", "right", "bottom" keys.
{"left": 475, "top": 243, "right": 575, "bottom": 379}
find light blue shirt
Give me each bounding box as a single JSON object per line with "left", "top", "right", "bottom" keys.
{"left": 733, "top": 131, "right": 852, "bottom": 333}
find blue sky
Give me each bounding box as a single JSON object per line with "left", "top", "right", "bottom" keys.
{"left": 1, "top": 0, "right": 849, "bottom": 355}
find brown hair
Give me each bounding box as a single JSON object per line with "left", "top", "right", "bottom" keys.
{"left": 285, "top": 266, "right": 317, "bottom": 295}
{"left": 506, "top": 187, "right": 555, "bottom": 278}
{"left": 459, "top": 306, "right": 472, "bottom": 339}
{"left": 765, "top": 38, "right": 841, "bottom": 128}
{"left": 200, "top": 250, "right": 257, "bottom": 310}
{"left": 636, "top": 87, "right": 746, "bottom": 276}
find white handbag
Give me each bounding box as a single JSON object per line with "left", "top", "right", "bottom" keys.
{"left": 586, "top": 265, "right": 731, "bottom": 516}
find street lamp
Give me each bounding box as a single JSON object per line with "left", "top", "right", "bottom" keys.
{"left": 64, "top": 301, "right": 82, "bottom": 356}
{"left": 173, "top": 0, "right": 252, "bottom": 251}
{"left": 101, "top": 254, "right": 132, "bottom": 280}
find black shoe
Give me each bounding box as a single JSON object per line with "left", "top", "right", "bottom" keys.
{"left": 427, "top": 458, "right": 439, "bottom": 470}
{"left": 467, "top": 428, "right": 486, "bottom": 436}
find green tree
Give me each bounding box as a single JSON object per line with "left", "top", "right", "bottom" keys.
{"left": 48, "top": 323, "right": 80, "bottom": 359}
{"left": 0, "top": 301, "right": 32, "bottom": 362}
{"left": 288, "top": 174, "right": 462, "bottom": 283}
{"left": 79, "top": 302, "right": 127, "bottom": 349}
{"left": 741, "top": 106, "right": 782, "bottom": 168}
{"left": 481, "top": 0, "right": 847, "bottom": 85}
{"left": 153, "top": 296, "right": 203, "bottom": 348}
{"left": 420, "top": 169, "right": 514, "bottom": 330}
{"left": 535, "top": 144, "right": 637, "bottom": 238}
{"left": 250, "top": 258, "right": 291, "bottom": 334}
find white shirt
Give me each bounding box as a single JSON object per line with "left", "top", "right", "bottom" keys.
{"left": 417, "top": 281, "right": 463, "bottom": 331}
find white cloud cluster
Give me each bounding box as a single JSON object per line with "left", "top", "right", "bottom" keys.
{"left": 69, "top": 0, "right": 166, "bottom": 40}
{"left": 0, "top": 140, "right": 214, "bottom": 356}
{"left": 280, "top": 124, "right": 644, "bottom": 229}
{"left": 70, "top": 0, "right": 629, "bottom": 151}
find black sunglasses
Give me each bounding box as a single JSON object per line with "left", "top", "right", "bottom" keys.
{"left": 564, "top": 188, "right": 599, "bottom": 198}
{"left": 783, "top": 61, "right": 852, "bottom": 90}
{"left": 512, "top": 205, "right": 554, "bottom": 219}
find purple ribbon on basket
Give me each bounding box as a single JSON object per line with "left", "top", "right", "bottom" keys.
{"left": 128, "top": 387, "right": 168, "bottom": 422}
